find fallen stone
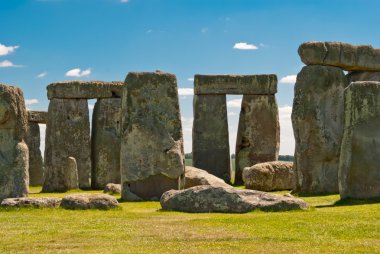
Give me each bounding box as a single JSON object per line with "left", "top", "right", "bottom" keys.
{"left": 292, "top": 65, "right": 348, "bottom": 194}
{"left": 27, "top": 111, "right": 47, "bottom": 124}
{"left": 60, "top": 193, "right": 119, "bottom": 210}
{"left": 243, "top": 161, "right": 294, "bottom": 191}
{"left": 1, "top": 197, "right": 61, "bottom": 208}
{"left": 184, "top": 166, "right": 231, "bottom": 189}
{"left": 339, "top": 81, "right": 380, "bottom": 199}
{"left": 25, "top": 122, "right": 44, "bottom": 186}
{"left": 0, "top": 84, "right": 29, "bottom": 201}
{"left": 298, "top": 41, "right": 380, "bottom": 71}
{"left": 194, "top": 74, "right": 277, "bottom": 95}
{"left": 47, "top": 81, "right": 124, "bottom": 100}
{"left": 104, "top": 183, "right": 121, "bottom": 194}
{"left": 235, "top": 95, "right": 280, "bottom": 185}
{"left": 160, "top": 185, "right": 308, "bottom": 213}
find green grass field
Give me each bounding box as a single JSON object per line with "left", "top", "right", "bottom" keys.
{"left": 0, "top": 186, "right": 379, "bottom": 253}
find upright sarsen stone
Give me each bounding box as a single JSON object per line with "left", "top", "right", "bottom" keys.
{"left": 120, "top": 71, "right": 185, "bottom": 200}
{"left": 0, "top": 84, "right": 29, "bottom": 201}
{"left": 43, "top": 99, "right": 91, "bottom": 192}
{"left": 91, "top": 98, "right": 121, "bottom": 189}
{"left": 25, "top": 122, "right": 43, "bottom": 185}
{"left": 192, "top": 95, "right": 230, "bottom": 183}
{"left": 339, "top": 82, "right": 380, "bottom": 199}
{"left": 235, "top": 95, "right": 280, "bottom": 185}
{"left": 292, "top": 65, "right": 348, "bottom": 194}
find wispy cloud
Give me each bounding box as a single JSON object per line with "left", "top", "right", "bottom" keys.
{"left": 37, "top": 72, "right": 47, "bottom": 78}
{"left": 178, "top": 88, "right": 194, "bottom": 96}
{"left": 279, "top": 75, "right": 297, "bottom": 84}
{"left": 233, "top": 42, "right": 258, "bottom": 50}
{"left": 0, "top": 60, "right": 22, "bottom": 68}
{"left": 25, "top": 99, "right": 39, "bottom": 105}
{"left": 65, "top": 68, "right": 91, "bottom": 77}
{"left": 187, "top": 77, "right": 194, "bottom": 82}
{"left": 120, "top": 0, "right": 129, "bottom": 3}
{"left": 0, "top": 43, "right": 19, "bottom": 56}
{"left": 227, "top": 98, "right": 242, "bottom": 108}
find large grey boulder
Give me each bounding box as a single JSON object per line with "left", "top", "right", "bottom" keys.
{"left": 120, "top": 71, "right": 185, "bottom": 201}
{"left": 0, "top": 84, "right": 29, "bottom": 201}
{"left": 91, "top": 98, "right": 121, "bottom": 189}
{"left": 243, "top": 161, "right": 294, "bottom": 191}
{"left": 43, "top": 98, "right": 91, "bottom": 191}
{"left": 339, "top": 81, "right": 380, "bottom": 199}
{"left": 160, "top": 185, "right": 308, "bottom": 213}
{"left": 60, "top": 193, "right": 118, "bottom": 210}
{"left": 192, "top": 94, "right": 231, "bottom": 182}
{"left": 104, "top": 183, "right": 121, "bottom": 194}
{"left": 25, "top": 122, "right": 43, "bottom": 185}
{"left": 299, "top": 42, "right": 380, "bottom": 71}
{"left": 184, "top": 166, "right": 231, "bottom": 189}
{"left": 235, "top": 95, "right": 280, "bottom": 185}
{"left": 1, "top": 197, "right": 61, "bottom": 208}
{"left": 292, "top": 65, "right": 348, "bottom": 194}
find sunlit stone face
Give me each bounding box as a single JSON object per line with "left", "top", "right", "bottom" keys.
{"left": 0, "top": 100, "right": 10, "bottom": 125}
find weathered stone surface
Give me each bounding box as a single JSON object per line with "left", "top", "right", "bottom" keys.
{"left": 1, "top": 197, "right": 61, "bottom": 208}
{"left": 184, "top": 166, "right": 231, "bottom": 189}
{"left": 243, "top": 161, "right": 294, "bottom": 191}
{"left": 28, "top": 111, "right": 47, "bottom": 124}
{"left": 91, "top": 98, "right": 121, "bottom": 189}
{"left": 43, "top": 98, "right": 91, "bottom": 191}
{"left": 192, "top": 95, "right": 231, "bottom": 183}
{"left": 194, "top": 74, "right": 277, "bottom": 95}
{"left": 120, "top": 71, "right": 185, "bottom": 201}
{"left": 347, "top": 71, "right": 380, "bottom": 82}
{"left": 60, "top": 193, "right": 118, "bottom": 210}
{"left": 292, "top": 66, "right": 348, "bottom": 194}
{"left": 235, "top": 95, "right": 280, "bottom": 185}
{"left": 66, "top": 157, "right": 79, "bottom": 189}
{"left": 339, "top": 81, "right": 380, "bottom": 199}
{"left": 47, "top": 81, "right": 124, "bottom": 100}
{"left": 299, "top": 41, "right": 380, "bottom": 71}
{"left": 25, "top": 122, "right": 43, "bottom": 185}
{"left": 121, "top": 184, "right": 143, "bottom": 201}
{"left": 0, "top": 84, "right": 29, "bottom": 201}
{"left": 160, "top": 185, "right": 308, "bottom": 213}
{"left": 104, "top": 183, "right": 121, "bottom": 194}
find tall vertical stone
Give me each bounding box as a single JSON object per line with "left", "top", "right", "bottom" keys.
{"left": 0, "top": 84, "right": 29, "bottom": 201}
{"left": 120, "top": 71, "right": 185, "bottom": 200}
{"left": 25, "top": 122, "right": 43, "bottom": 185}
{"left": 192, "top": 95, "right": 230, "bottom": 183}
{"left": 339, "top": 81, "right": 380, "bottom": 199}
{"left": 292, "top": 65, "right": 348, "bottom": 194}
{"left": 235, "top": 95, "right": 280, "bottom": 185}
{"left": 43, "top": 99, "right": 91, "bottom": 192}
{"left": 91, "top": 98, "right": 121, "bottom": 189}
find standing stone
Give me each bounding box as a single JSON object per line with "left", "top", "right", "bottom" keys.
{"left": 25, "top": 122, "right": 43, "bottom": 185}
{"left": 43, "top": 99, "right": 91, "bottom": 192}
{"left": 66, "top": 157, "right": 79, "bottom": 190}
{"left": 339, "top": 81, "right": 380, "bottom": 199}
{"left": 235, "top": 95, "right": 280, "bottom": 185}
{"left": 347, "top": 71, "right": 380, "bottom": 82}
{"left": 192, "top": 95, "right": 231, "bottom": 183}
{"left": 292, "top": 65, "right": 348, "bottom": 194}
{"left": 91, "top": 98, "right": 121, "bottom": 189}
{"left": 120, "top": 71, "right": 185, "bottom": 200}
{"left": 0, "top": 84, "right": 29, "bottom": 201}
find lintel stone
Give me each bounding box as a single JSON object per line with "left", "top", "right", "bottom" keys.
{"left": 28, "top": 111, "right": 48, "bottom": 124}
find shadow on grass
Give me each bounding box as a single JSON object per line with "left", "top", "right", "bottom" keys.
{"left": 316, "top": 197, "right": 380, "bottom": 208}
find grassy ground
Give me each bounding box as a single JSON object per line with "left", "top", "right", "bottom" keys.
{"left": 0, "top": 187, "right": 379, "bottom": 253}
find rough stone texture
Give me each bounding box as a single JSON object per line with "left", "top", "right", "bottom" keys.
{"left": 298, "top": 41, "right": 380, "bottom": 71}
{"left": 292, "top": 66, "right": 348, "bottom": 194}
{"left": 121, "top": 185, "right": 143, "bottom": 201}
{"left": 60, "top": 193, "right": 118, "bottom": 210}
{"left": 43, "top": 98, "right": 91, "bottom": 192}
{"left": 91, "top": 98, "right": 121, "bottom": 189}
{"left": 192, "top": 95, "right": 231, "bottom": 183}
{"left": 160, "top": 185, "right": 308, "bottom": 213}
{"left": 243, "top": 161, "right": 294, "bottom": 191}
{"left": 347, "top": 71, "right": 380, "bottom": 82}
{"left": 66, "top": 157, "right": 79, "bottom": 189}
{"left": 104, "top": 183, "right": 121, "bottom": 194}
{"left": 25, "top": 122, "right": 43, "bottom": 185}
{"left": 235, "top": 95, "right": 280, "bottom": 185}
{"left": 47, "top": 81, "right": 124, "bottom": 100}
{"left": 0, "top": 84, "right": 29, "bottom": 201}
{"left": 1, "top": 197, "right": 61, "bottom": 208}
{"left": 194, "top": 74, "right": 277, "bottom": 95}
{"left": 184, "top": 166, "right": 231, "bottom": 189}
{"left": 28, "top": 111, "right": 47, "bottom": 124}
{"left": 339, "top": 81, "right": 380, "bottom": 199}
{"left": 120, "top": 71, "right": 185, "bottom": 201}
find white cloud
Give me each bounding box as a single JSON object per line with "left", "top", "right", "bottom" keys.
{"left": 233, "top": 42, "right": 258, "bottom": 50}
{"left": 0, "top": 60, "right": 22, "bottom": 68}
{"left": 39, "top": 124, "right": 46, "bottom": 156}
{"left": 65, "top": 68, "right": 91, "bottom": 77}
{"left": 279, "top": 75, "right": 297, "bottom": 84}
{"left": 37, "top": 72, "right": 47, "bottom": 78}
{"left": 227, "top": 98, "right": 242, "bottom": 108}
{"left": 0, "top": 44, "right": 19, "bottom": 56}
{"left": 187, "top": 77, "right": 194, "bottom": 82}
{"left": 228, "top": 112, "right": 237, "bottom": 116}
{"left": 25, "top": 99, "right": 39, "bottom": 105}
{"left": 178, "top": 88, "right": 194, "bottom": 96}
{"left": 88, "top": 104, "right": 95, "bottom": 110}
{"left": 279, "top": 105, "right": 295, "bottom": 155}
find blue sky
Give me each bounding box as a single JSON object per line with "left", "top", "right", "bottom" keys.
{"left": 1, "top": 0, "right": 380, "bottom": 155}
